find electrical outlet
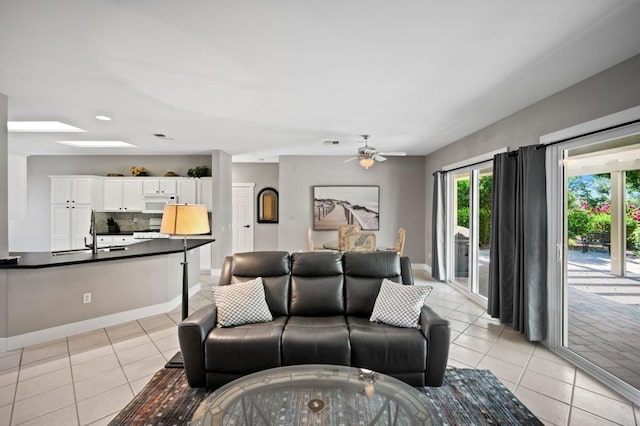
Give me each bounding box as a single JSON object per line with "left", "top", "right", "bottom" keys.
{"left": 83, "top": 293, "right": 92, "bottom": 304}
{"left": 133, "top": 217, "right": 138, "bottom": 223}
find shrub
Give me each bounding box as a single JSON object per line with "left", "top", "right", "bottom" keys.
{"left": 457, "top": 207, "right": 469, "bottom": 228}
{"left": 567, "top": 210, "right": 591, "bottom": 238}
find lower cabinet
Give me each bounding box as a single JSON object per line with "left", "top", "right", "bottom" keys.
{"left": 96, "top": 235, "right": 138, "bottom": 247}
{"left": 51, "top": 204, "right": 92, "bottom": 251}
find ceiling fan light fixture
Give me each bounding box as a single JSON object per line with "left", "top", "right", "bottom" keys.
{"left": 359, "top": 156, "right": 375, "bottom": 169}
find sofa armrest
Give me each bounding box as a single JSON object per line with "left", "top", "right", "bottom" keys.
{"left": 178, "top": 305, "right": 218, "bottom": 387}
{"left": 400, "top": 256, "right": 414, "bottom": 285}
{"left": 419, "top": 305, "right": 451, "bottom": 386}
{"left": 219, "top": 256, "right": 234, "bottom": 286}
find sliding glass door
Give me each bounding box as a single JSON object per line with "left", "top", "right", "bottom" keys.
{"left": 448, "top": 162, "right": 493, "bottom": 299}
{"left": 548, "top": 123, "right": 640, "bottom": 404}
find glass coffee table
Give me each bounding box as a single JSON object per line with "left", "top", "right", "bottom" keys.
{"left": 191, "top": 364, "right": 434, "bottom": 425}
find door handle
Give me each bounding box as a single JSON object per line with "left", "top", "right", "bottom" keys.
{"left": 243, "top": 225, "right": 250, "bottom": 228}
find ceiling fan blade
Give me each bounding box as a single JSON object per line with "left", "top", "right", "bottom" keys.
{"left": 343, "top": 156, "right": 358, "bottom": 163}
{"left": 373, "top": 155, "right": 387, "bottom": 162}
{"left": 377, "top": 151, "right": 407, "bottom": 156}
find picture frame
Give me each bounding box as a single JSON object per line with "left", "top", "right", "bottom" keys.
{"left": 313, "top": 185, "right": 379, "bottom": 230}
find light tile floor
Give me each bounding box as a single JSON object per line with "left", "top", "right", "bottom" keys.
{"left": 0, "top": 271, "right": 638, "bottom": 425}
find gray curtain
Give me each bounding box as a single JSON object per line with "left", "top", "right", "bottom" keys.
{"left": 431, "top": 171, "right": 446, "bottom": 281}
{"left": 488, "top": 145, "right": 547, "bottom": 341}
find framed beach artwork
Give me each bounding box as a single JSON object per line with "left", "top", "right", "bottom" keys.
{"left": 313, "top": 185, "right": 380, "bottom": 230}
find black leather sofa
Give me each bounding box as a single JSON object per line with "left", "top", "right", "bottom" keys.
{"left": 178, "top": 251, "right": 451, "bottom": 389}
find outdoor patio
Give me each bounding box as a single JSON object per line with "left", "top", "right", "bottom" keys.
{"left": 567, "top": 249, "right": 640, "bottom": 389}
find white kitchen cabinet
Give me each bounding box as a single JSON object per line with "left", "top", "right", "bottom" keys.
{"left": 50, "top": 176, "right": 102, "bottom": 250}
{"left": 96, "top": 236, "right": 113, "bottom": 248}
{"left": 198, "top": 178, "right": 213, "bottom": 211}
{"left": 123, "top": 180, "right": 144, "bottom": 211}
{"left": 96, "top": 235, "right": 137, "bottom": 247}
{"left": 178, "top": 179, "right": 197, "bottom": 204}
{"left": 104, "top": 179, "right": 143, "bottom": 212}
{"left": 143, "top": 179, "right": 177, "bottom": 196}
{"left": 114, "top": 235, "right": 137, "bottom": 245}
{"left": 51, "top": 202, "right": 93, "bottom": 251}
{"left": 50, "top": 176, "right": 102, "bottom": 207}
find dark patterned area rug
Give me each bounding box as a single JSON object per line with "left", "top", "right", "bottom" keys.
{"left": 109, "top": 367, "right": 542, "bottom": 425}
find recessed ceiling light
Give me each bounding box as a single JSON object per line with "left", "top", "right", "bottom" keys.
{"left": 7, "top": 121, "right": 86, "bottom": 132}
{"left": 56, "top": 140, "right": 135, "bottom": 148}
{"left": 95, "top": 115, "right": 111, "bottom": 121}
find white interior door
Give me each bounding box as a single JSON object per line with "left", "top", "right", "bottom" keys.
{"left": 232, "top": 184, "right": 255, "bottom": 253}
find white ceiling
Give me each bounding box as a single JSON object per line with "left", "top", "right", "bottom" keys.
{"left": 1, "top": 1, "right": 640, "bottom": 161}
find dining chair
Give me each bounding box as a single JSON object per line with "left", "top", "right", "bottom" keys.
{"left": 387, "top": 227, "right": 406, "bottom": 256}
{"left": 307, "top": 227, "right": 333, "bottom": 252}
{"left": 345, "top": 232, "right": 377, "bottom": 252}
{"left": 338, "top": 224, "right": 362, "bottom": 251}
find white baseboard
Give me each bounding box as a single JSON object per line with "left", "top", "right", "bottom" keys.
{"left": 412, "top": 263, "right": 431, "bottom": 274}
{"left": 0, "top": 283, "right": 202, "bottom": 352}
{"left": 210, "top": 268, "right": 221, "bottom": 276}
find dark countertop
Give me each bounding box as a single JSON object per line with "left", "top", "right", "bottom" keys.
{"left": 97, "top": 232, "right": 135, "bottom": 236}
{"left": 1, "top": 239, "right": 214, "bottom": 269}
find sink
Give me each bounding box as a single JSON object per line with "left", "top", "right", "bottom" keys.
{"left": 51, "top": 246, "right": 128, "bottom": 256}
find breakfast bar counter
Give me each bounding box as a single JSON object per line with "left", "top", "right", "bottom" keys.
{"left": 0, "top": 239, "right": 214, "bottom": 269}
{"left": 0, "top": 239, "right": 214, "bottom": 351}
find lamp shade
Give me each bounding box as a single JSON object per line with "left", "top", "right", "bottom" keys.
{"left": 160, "top": 204, "right": 210, "bottom": 235}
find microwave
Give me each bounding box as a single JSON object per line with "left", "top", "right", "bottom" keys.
{"left": 143, "top": 195, "right": 178, "bottom": 213}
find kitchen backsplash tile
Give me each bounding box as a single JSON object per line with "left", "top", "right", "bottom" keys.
{"left": 95, "top": 212, "right": 163, "bottom": 233}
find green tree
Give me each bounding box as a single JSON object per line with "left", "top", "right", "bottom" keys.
{"left": 568, "top": 174, "right": 610, "bottom": 207}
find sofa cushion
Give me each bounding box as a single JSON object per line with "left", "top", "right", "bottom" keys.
{"left": 343, "top": 251, "right": 403, "bottom": 316}
{"left": 232, "top": 251, "right": 290, "bottom": 277}
{"left": 290, "top": 276, "right": 344, "bottom": 315}
{"left": 290, "top": 252, "right": 344, "bottom": 316}
{"left": 291, "top": 252, "right": 343, "bottom": 276}
{"left": 212, "top": 278, "right": 273, "bottom": 327}
{"left": 282, "top": 316, "right": 350, "bottom": 365}
{"left": 370, "top": 279, "right": 432, "bottom": 328}
{"left": 229, "top": 251, "right": 291, "bottom": 316}
{"left": 348, "top": 316, "right": 426, "bottom": 373}
{"left": 205, "top": 317, "right": 287, "bottom": 373}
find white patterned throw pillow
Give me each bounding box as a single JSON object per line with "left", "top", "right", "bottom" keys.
{"left": 212, "top": 277, "right": 273, "bottom": 327}
{"left": 370, "top": 279, "right": 433, "bottom": 328}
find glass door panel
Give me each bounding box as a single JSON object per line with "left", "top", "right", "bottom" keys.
{"left": 477, "top": 167, "right": 493, "bottom": 298}
{"left": 626, "top": 170, "right": 640, "bottom": 278}
{"left": 453, "top": 172, "right": 470, "bottom": 287}
{"left": 448, "top": 162, "right": 492, "bottom": 298}
{"left": 564, "top": 141, "right": 640, "bottom": 391}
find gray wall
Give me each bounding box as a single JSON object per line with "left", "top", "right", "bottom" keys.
{"left": 10, "top": 155, "right": 211, "bottom": 252}
{"left": 232, "top": 163, "right": 279, "bottom": 251}
{"left": 0, "top": 94, "right": 7, "bottom": 258}
{"left": 424, "top": 54, "right": 640, "bottom": 263}
{"left": 278, "top": 155, "right": 426, "bottom": 263}
{"left": 211, "top": 151, "right": 233, "bottom": 269}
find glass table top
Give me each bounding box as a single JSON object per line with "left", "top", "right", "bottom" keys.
{"left": 191, "top": 364, "right": 434, "bottom": 425}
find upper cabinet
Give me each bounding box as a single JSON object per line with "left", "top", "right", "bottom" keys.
{"left": 178, "top": 179, "right": 197, "bottom": 204}
{"left": 198, "top": 178, "right": 213, "bottom": 211}
{"left": 104, "top": 178, "right": 143, "bottom": 212}
{"left": 143, "top": 179, "right": 178, "bottom": 196}
{"left": 51, "top": 177, "right": 97, "bottom": 205}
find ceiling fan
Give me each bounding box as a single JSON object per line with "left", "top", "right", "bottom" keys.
{"left": 345, "top": 135, "right": 407, "bottom": 169}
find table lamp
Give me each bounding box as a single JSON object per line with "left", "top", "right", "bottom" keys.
{"left": 161, "top": 204, "right": 210, "bottom": 367}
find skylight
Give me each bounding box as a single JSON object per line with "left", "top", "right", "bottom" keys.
{"left": 7, "top": 121, "right": 86, "bottom": 132}
{"left": 56, "top": 140, "right": 135, "bottom": 148}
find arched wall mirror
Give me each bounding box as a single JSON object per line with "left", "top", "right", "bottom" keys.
{"left": 257, "top": 187, "right": 279, "bottom": 223}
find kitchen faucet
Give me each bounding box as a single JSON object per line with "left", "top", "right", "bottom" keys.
{"left": 84, "top": 209, "right": 98, "bottom": 255}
